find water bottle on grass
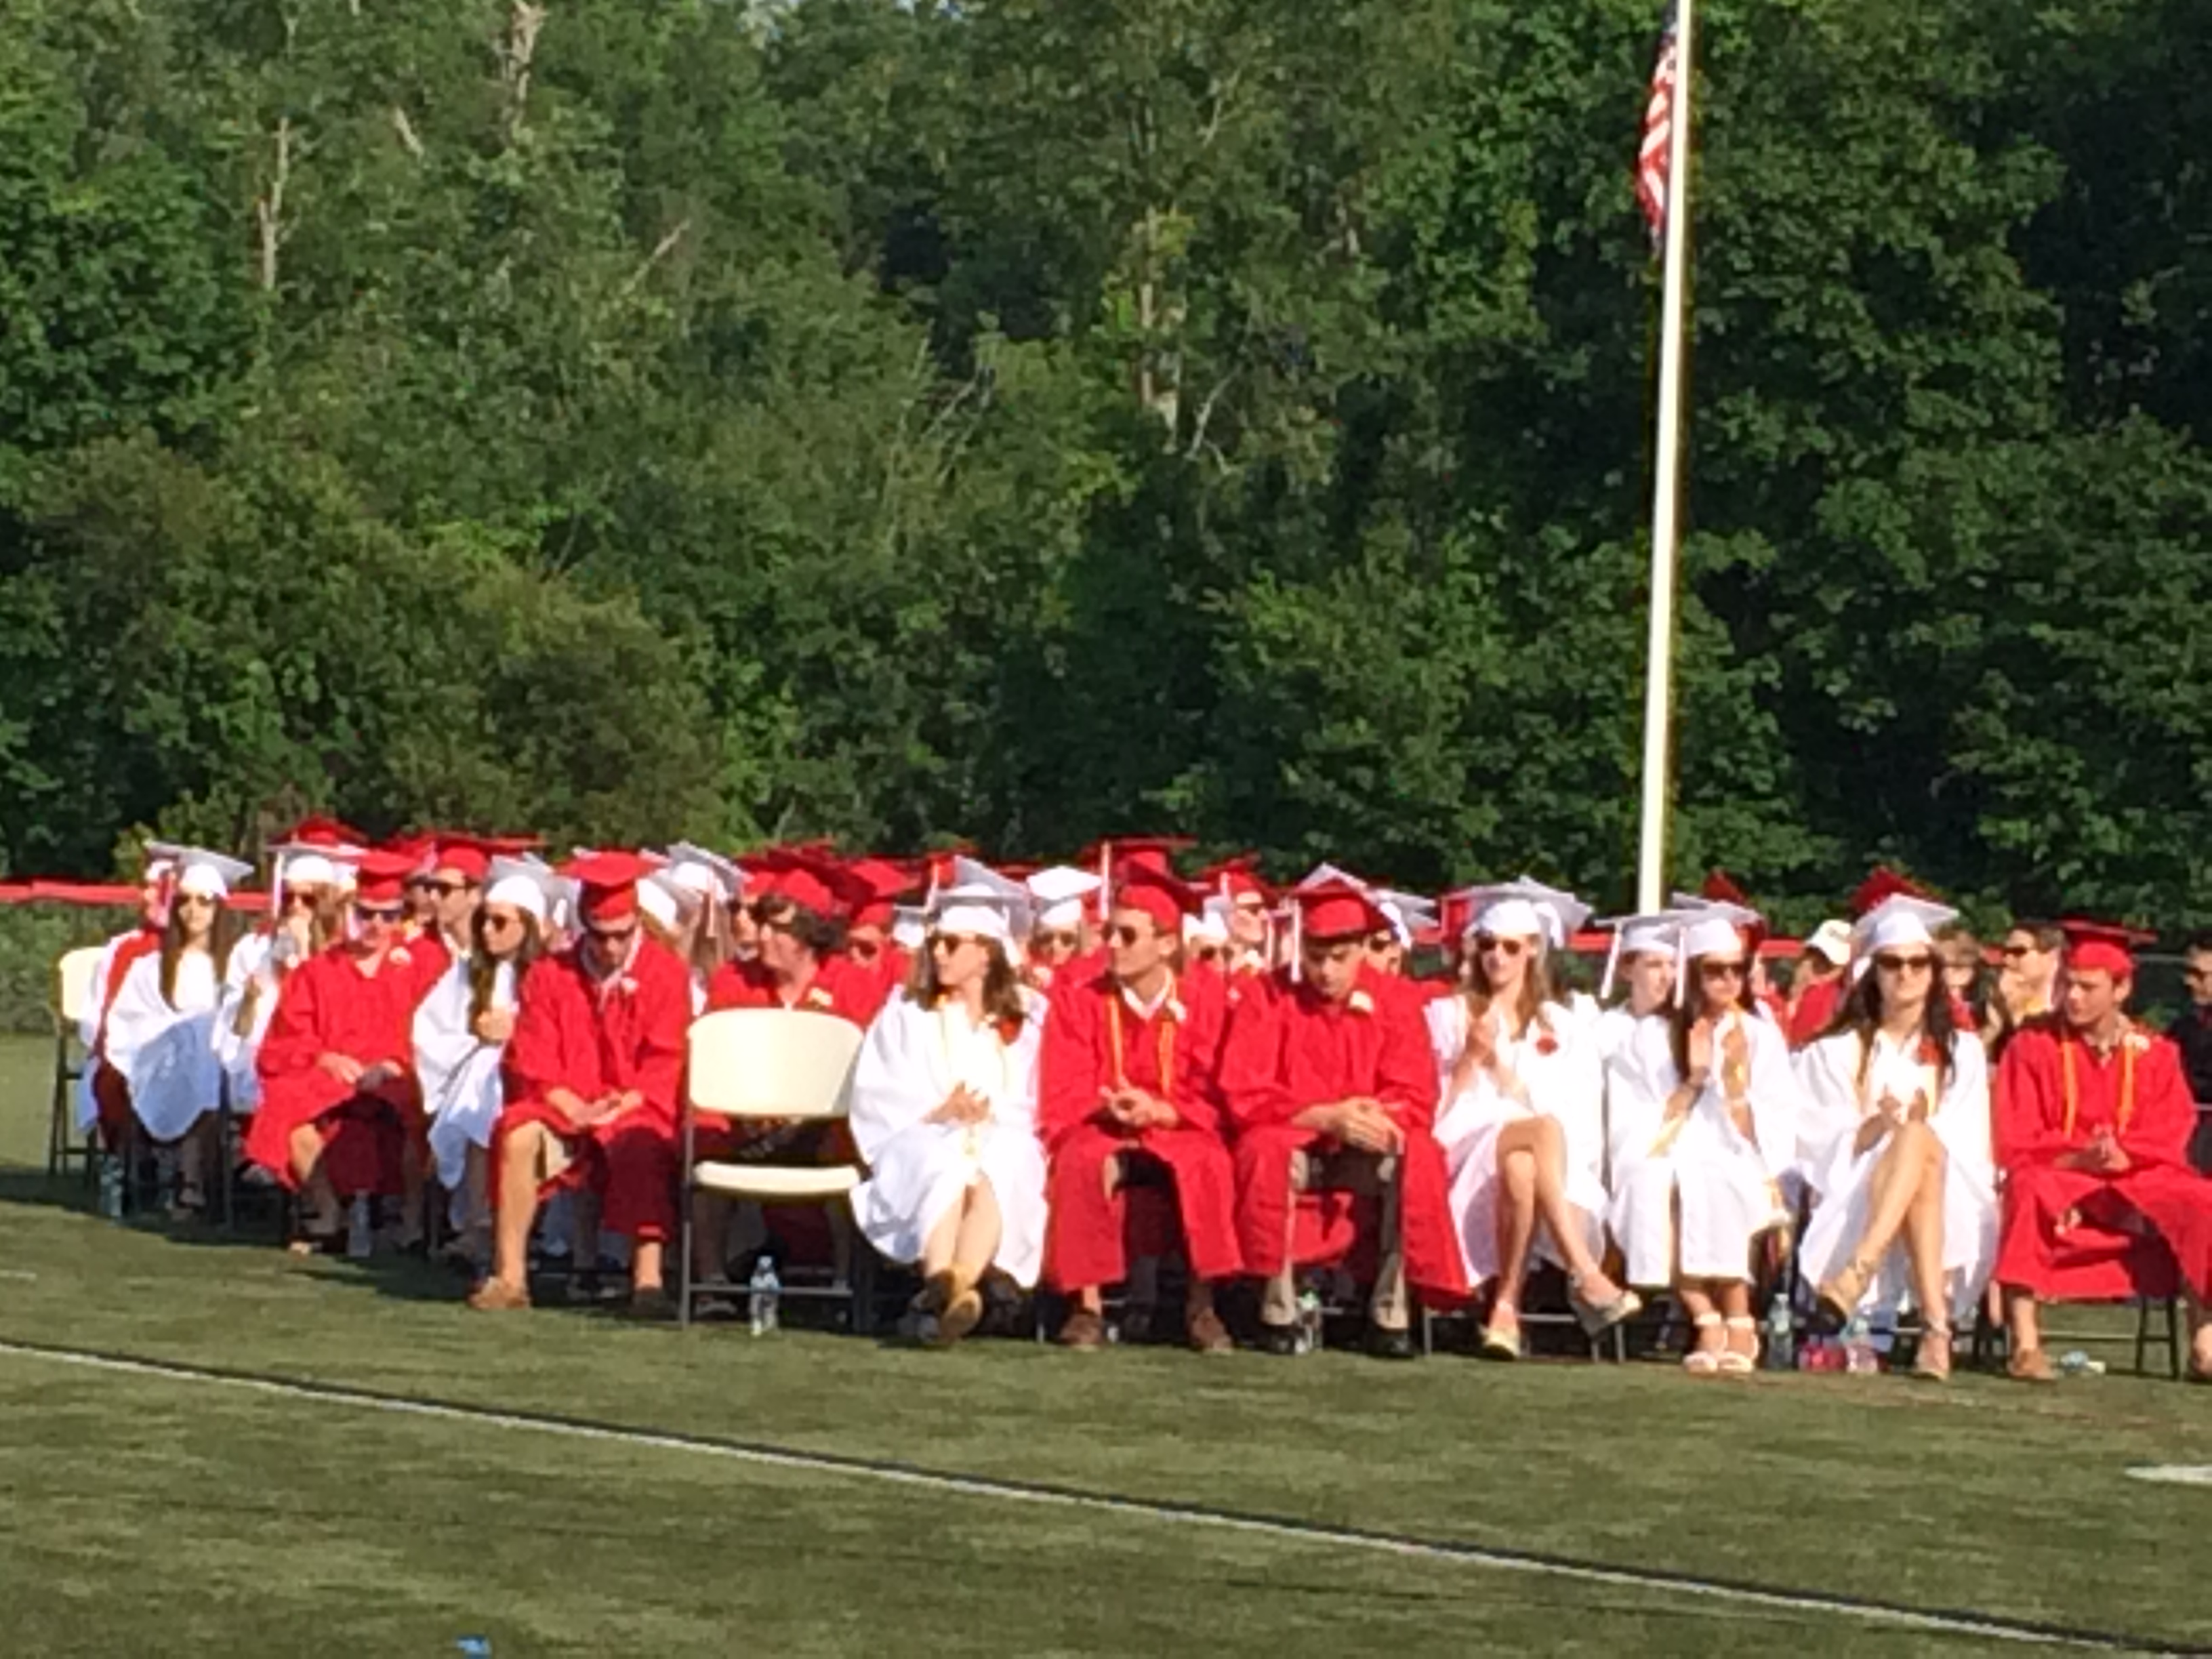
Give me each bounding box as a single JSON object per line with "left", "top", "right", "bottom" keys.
{"left": 1763, "top": 1292, "right": 1794, "bottom": 1371}
{"left": 747, "top": 1255, "right": 781, "bottom": 1336}
{"left": 1293, "top": 1286, "right": 1323, "bottom": 1355}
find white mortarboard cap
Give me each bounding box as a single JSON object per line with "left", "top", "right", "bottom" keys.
{"left": 1855, "top": 895, "right": 1957, "bottom": 956}
{"left": 1184, "top": 907, "right": 1231, "bottom": 947}
{"left": 485, "top": 856, "right": 555, "bottom": 925}
{"left": 1681, "top": 910, "right": 1755, "bottom": 964}
{"left": 1450, "top": 880, "right": 1589, "bottom": 950}
{"left": 890, "top": 905, "right": 928, "bottom": 951}
{"left": 1371, "top": 888, "right": 1435, "bottom": 951}
{"left": 1296, "top": 862, "right": 1368, "bottom": 891}
{"left": 173, "top": 848, "right": 253, "bottom": 901}
{"left": 1027, "top": 865, "right": 1103, "bottom": 934}
{"left": 638, "top": 872, "right": 688, "bottom": 931}
{"left": 142, "top": 840, "right": 188, "bottom": 880}
{"left": 665, "top": 842, "right": 741, "bottom": 903}
{"left": 1805, "top": 918, "right": 1855, "bottom": 966}
{"left": 930, "top": 857, "right": 1029, "bottom": 945}
{"left": 1596, "top": 909, "right": 1690, "bottom": 999}
{"left": 1512, "top": 876, "right": 1594, "bottom": 943}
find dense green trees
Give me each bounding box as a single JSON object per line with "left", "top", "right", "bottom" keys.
{"left": 1, "top": 0, "right": 2207, "bottom": 925}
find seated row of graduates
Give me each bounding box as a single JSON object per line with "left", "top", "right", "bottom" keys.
{"left": 80, "top": 832, "right": 2212, "bottom": 1379}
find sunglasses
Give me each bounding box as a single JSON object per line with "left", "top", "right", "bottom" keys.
{"left": 1475, "top": 936, "right": 1527, "bottom": 958}
{"left": 1108, "top": 924, "right": 1147, "bottom": 947}
{"left": 1874, "top": 954, "right": 1934, "bottom": 975}
{"left": 586, "top": 922, "right": 637, "bottom": 945}
{"left": 929, "top": 934, "right": 983, "bottom": 955}
{"left": 1699, "top": 959, "right": 1748, "bottom": 981}
{"left": 354, "top": 904, "right": 404, "bottom": 925}
{"left": 1194, "top": 946, "right": 1223, "bottom": 964}
{"left": 482, "top": 910, "right": 524, "bottom": 933}
{"left": 175, "top": 892, "right": 218, "bottom": 909}
{"left": 1233, "top": 897, "right": 1268, "bottom": 915}
{"left": 2000, "top": 943, "right": 2038, "bottom": 959}
{"left": 424, "top": 878, "right": 475, "bottom": 899}
{"left": 1033, "top": 930, "right": 1079, "bottom": 949}
{"left": 846, "top": 938, "right": 882, "bottom": 962}
{"left": 283, "top": 891, "right": 321, "bottom": 912}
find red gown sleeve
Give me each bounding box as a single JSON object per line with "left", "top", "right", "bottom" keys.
{"left": 703, "top": 962, "right": 750, "bottom": 1011}
{"left": 1994, "top": 1031, "right": 2069, "bottom": 1168}
{"left": 506, "top": 958, "right": 578, "bottom": 1107}
{"left": 1169, "top": 981, "right": 1227, "bottom": 1135}
{"left": 1036, "top": 983, "right": 1103, "bottom": 1148}
{"left": 258, "top": 958, "right": 327, "bottom": 1081}
{"left": 1372, "top": 979, "right": 1441, "bottom": 1132}
{"left": 1216, "top": 981, "right": 1295, "bottom": 1131}
{"left": 2119, "top": 1041, "right": 2195, "bottom": 1170}
{"left": 629, "top": 955, "right": 691, "bottom": 1122}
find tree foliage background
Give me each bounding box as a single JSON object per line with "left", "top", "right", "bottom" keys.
{"left": 3, "top": 0, "right": 2209, "bottom": 926}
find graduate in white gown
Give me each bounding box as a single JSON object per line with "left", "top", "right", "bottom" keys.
{"left": 1587, "top": 914, "right": 1679, "bottom": 1070}
{"left": 1795, "top": 894, "right": 1997, "bottom": 1380}
{"left": 1607, "top": 909, "right": 1803, "bottom": 1374}
{"left": 419, "top": 859, "right": 553, "bottom": 1252}
{"left": 1429, "top": 887, "right": 1639, "bottom": 1358}
{"left": 100, "top": 849, "right": 250, "bottom": 1214}
{"left": 848, "top": 867, "right": 1050, "bottom": 1347}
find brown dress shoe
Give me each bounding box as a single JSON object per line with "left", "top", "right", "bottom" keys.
{"left": 1057, "top": 1307, "right": 1107, "bottom": 1350}
{"left": 467, "top": 1278, "right": 531, "bottom": 1312}
{"left": 2007, "top": 1346, "right": 2056, "bottom": 1384}
{"left": 1187, "top": 1307, "right": 1234, "bottom": 1355}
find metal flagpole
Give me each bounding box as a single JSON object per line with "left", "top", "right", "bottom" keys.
{"left": 1635, "top": 0, "right": 1694, "bottom": 914}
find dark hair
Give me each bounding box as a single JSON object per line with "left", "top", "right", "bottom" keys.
{"left": 1668, "top": 949, "right": 1757, "bottom": 1078}
{"left": 909, "top": 937, "right": 1028, "bottom": 1029}
{"left": 468, "top": 905, "right": 543, "bottom": 1025}
{"left": 159, "top": 900, "right": 239, "bottom": 1007}
{"left": 2007, "top": 920, "right": 2066, "bottom": 951}
{"left": 1823, "top": 954, "right": 1959, "bottom": 1097}
{"left": 1458, "top": 941, "right": 1555, "bottom": 1039}
{"left": 2188, "top": 930, "right": 2212, "bottom": 957}
{"left": 753, "top": 895, "right": 844, "bottom": 958}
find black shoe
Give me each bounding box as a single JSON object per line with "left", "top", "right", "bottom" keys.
{"left": 625, "top": 1286, "right": 676, "bottom": 1321}
{"left": 1366, "top": 1326, "right": 1418, "bottom": 1361}
{"left": 1258, "top": 1323, "right": 1300, "bottom": 1357}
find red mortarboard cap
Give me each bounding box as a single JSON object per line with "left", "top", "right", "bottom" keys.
{"left": 1847, "top": 867, "right": 1930, "bottom": 921}
{"left": 2059, "top": 918, "right": 2153, "bottom": 979}
{"left": 565, "top": 850, "right": 653, "bottom": 924}
{"left": 1198, "top": 855, "right": 1274, "bottom": 904}
{"left": 1292, "top": 878, "right": 1387, "bottom": 941}
{"left": 352, "top": 849, "right": 420, "bottom": 907}
{"left": 1078, "top": 836, "right": 1193, "bottom": 879}
{"left": 1701, "top": 870, "right": 1751, "bottom": 906}
{"left": 756, "top": 851, "right": 865, "bottom": 921}
{"left": 427, "top": 833, "right": 494, "bottom": 883}
{"left": 283, "top": 815, "right": 369, "bottom": 851}
{"left": 844, "top": 857, "right": 916, "bottom": 930}
{"left": 1113, "top": 865, "right": 1200, "bottom": 933}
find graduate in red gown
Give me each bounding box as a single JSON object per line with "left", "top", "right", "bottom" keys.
{"left": 1994, "top": 921, "right": 2212, "bottom": 1382}
{"left": 470, "top": 852, "right": 691, "bottom": 1313}
{"left": 1038, "top": 865, "right": 1242, "bottom": 1353}
{"left": 1218, "top": 880, "right": 1469, "bottom": 1358}
{"left": 248, "top": 850, "right": 451, "bottom": 1250}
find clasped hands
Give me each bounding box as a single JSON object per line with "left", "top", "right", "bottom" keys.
{"left": 1856, "top": 1088, "right": 1931, "bottom": 1153}
{"left": 316, "top": 1052, "right": 401, "bottom": 1091}
{"left": 557, "top": 1087, "right": 644, "bottom": 1130}
{"left": 929, "top": 1084, "right": 994, "bottom": 1127}
{"left": 1317, "top": 1096, "right": 1403, "bottom": 1155}
{"left": 1095, "top": 1085, "right": 1179, "bottom": 1132}
{"left": 2062, "top": 1126, "right": 2132, "bottom": 1176}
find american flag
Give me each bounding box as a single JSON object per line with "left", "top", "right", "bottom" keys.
{"left": 1637, "top": 6, "right": 1681, "bottom": 245}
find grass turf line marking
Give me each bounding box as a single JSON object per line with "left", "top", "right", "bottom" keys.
{"left": 2127, "top": 1467, "right": 2212, "bottom": 1488}
{"left": 0, "top": 1338, "right": 2185, "bottom": 1655}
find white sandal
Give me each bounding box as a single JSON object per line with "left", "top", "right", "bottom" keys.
{"left": 1683, "top": 1311, "right": 1725, "bottom": 1374}
{"left": 1717, "top": 1315, "right": 1759, "bottom": 1375}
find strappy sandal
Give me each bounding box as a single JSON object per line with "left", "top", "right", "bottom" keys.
{"left": 1478, "top": 1303, "right": 1523, "bottom": 1361}
{"left": 1683, "top": 1311, "right": 1725, "bottom": 1374}
{"left": 1910, "top": 1323, "right": 1953, "bottom": 1382}
{"left": 1816, "top": 1256, "right": 1879, "bottom": 1324}
{"left": 1717, "top": 1315, "right": 1760, "bottom": 1374}
{"left": 1568, "top": 1274, "right": 1643, "bottom": 1335}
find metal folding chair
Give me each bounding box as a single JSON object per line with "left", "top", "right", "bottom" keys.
{"left": 47, "top": 947, "right": 103, "bottom": 1185}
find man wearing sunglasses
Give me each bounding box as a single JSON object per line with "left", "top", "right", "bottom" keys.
{"left": 1218, "top": 880, "right": 1469, "bottom": 1358}
{"left": 1997, "top": 921, "right": 2065, "bottom": 1027}
{"left": 473, "top": 851, "right": 691, "bottom": 1314}
{"left": 1993, "top": 921, "right": 2212, "bottom": 1382}
{"left": 1038, "top": 866, "right": 1242, "bottom": 1353}
{"left": 249, "top": 849, "right": 451, "bottom": 1251}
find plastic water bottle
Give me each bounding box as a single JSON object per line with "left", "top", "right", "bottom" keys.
{"left": 2057, "top": 1349, "right": 2107, "bottom": 1378}
{"left": 1294, "top": 1286, "right": 1324, "bottom": 1355}
{"left": 97, "top": 1154, "right": 125, "bottom": 1221}
{"left": 1843, "top": 1315, "right": 1881, "bottom": 1375}
{"left": 346, "top": 1194, "right": 374, "bottom": 1260}
{"left": 455, "top": 1640, "right": 493, "bottom": 1658}
{"left": 1763, "top": 1292, "right": 1795, "bottom": 1371}
{"left": 747, "top": 1256, "right": 781, "bottom": 1336}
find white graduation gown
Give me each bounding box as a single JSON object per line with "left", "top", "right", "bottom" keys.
{"left": 1606, "top": 1011, "right": 1801, "bottom": 1286}
{"left": 74, "top": 929, "right": 138, "bottom": 1132}
{"left": 102, "top": 951, "right": 224, "bottom": 1143}
{"left": 1428, "top": 995, "right": 1608, "bottom": 1287}
{"left": 212, "top": 932, "right": 296, "bottom": 1115}
{"left": 417, "top": 956, "right": 518, "bottom": 1191}
{"left": 1794, "top": 1029, "right": 1997, "bottom": 1324}
{"left": 848, "top": 989, "right": 1050, "bottom": 1286}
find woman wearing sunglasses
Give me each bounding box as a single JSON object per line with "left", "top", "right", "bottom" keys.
{"left": 96, "top": 848, "right": 249, "bottom": 1217}
{"left": 247, "top": 849, "right": 451, "bottom": 1253}
{"left": 1431, "top": 890, "right": 1637, "bottom": 1358}
{"left": 421, "top": 859, "right": 550, "bottom": 1265}
{"left": 1796, "top": 895, "right": 1997, "bottom": 1381}
{"left": 1607, "top": 907, "right": 1802, "bottom": 1373}
{"left": 848, "top": 865, "right": 1049, "bottom": 1347}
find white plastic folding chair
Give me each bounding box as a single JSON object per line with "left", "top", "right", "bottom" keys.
{"left": 680, "top": 1008, "right": 871, "bottom": 1330}
{"left": 49, "top": 947, "right": 103, "bottom": 1183}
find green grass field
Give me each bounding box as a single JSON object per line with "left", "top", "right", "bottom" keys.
{"left": 2, "top": 1035, "right": 2208, "bottom": 1656}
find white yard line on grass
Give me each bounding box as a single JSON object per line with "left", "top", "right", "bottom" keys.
{"left": 2127, "top": 1467, "right": 2212, "bottom": 1488}
{"left": 0, "top": 1338, "right": 2181, "bottom": 1654}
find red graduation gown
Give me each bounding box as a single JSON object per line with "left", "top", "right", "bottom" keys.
{"left": 1037, "top": 968, "right": 1242, "bottom": 1289}
{"left": 1217, "top": 964, "right": 1468, "bottom": 1305}
{"left": 1994, "top": 1023, "right": 2212, "bottom": 1302}
{"left": 492, "top": 937, "right": 691, "bottom": 1243}
{"left": 247, "top": 936, "right": 450, "bottom": 1195}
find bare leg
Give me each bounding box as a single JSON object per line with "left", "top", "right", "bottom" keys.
{"left": 919, "top": 1200, "right": 961, "bottom": 1284}
{"left": 288, "top": 1123, "right": 339, "bottom": 1229}
{"left": 632, "top": 1238, "right": 665, "bottom": 1294}
{"left": 1901, "top": 1143, "right": 1950, "bottom": 1326}
{"left": 2188, "top": 1292, "right": 2212, "bottom": 1374}
{"left": 489, "top": 1125, "right": 546, "bottom": 1290}
{"left": 1678, "top": 1281, "right": 1724, "bottom": 1363}
{"left": 949, "top": 1179, "right": 1003, "bottom": 1284}
{"left": 2005, "top": 1286, "right": 2043, "bottom": 1355}
{"left": 1490, "top": 1145, "right": 1539, "bottom": 1337}
{"left": 1848, "top": 1122, "right": 1941, "bottom": 1277}
{"left": 1497, "top": 1117, "right": 1623, "bottom": 1296}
